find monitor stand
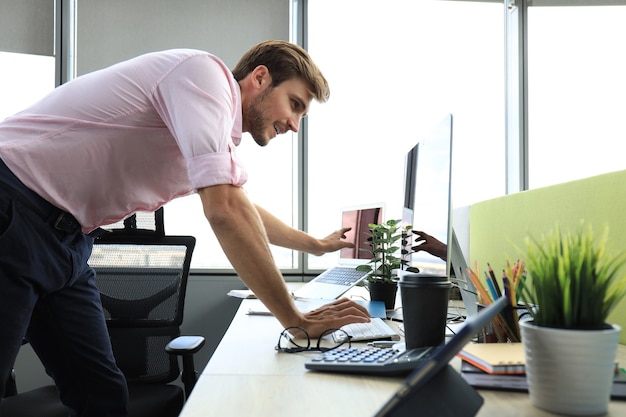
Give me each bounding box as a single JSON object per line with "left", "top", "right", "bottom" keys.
{"left": 449, "top": 229, "right": 478, "bottom": 318}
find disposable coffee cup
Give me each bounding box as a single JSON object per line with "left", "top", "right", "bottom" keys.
{"left": 398, "top": 274, "right": 451, "bottom": 349}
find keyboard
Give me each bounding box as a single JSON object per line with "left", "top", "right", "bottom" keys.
{"left": 334, "top": 318, "right": 400, "bottom": 342}
{"left": 315, "top": 267, "right": 367, "bottom": 286}
{"left": 305, "top": 345, "right": 435, "bottom": 375}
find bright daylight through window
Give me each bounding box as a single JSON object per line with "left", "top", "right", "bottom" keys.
{"left": 3, "top": 1, "right": 625, "bottom": 271}
{"left": 306, "top": 0, "right": 504, "bottom": 270}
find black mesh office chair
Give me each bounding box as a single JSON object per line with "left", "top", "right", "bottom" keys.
{"left": 1, "top": 209, "right": 205, "bottom": 417}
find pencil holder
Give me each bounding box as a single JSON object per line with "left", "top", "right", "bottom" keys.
{"left": 467, "top": 260, "right": 527, "bottom": 342}
{"left": 476, "top": 303, "right": 524, "bottom": 343}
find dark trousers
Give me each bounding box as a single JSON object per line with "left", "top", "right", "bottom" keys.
{"left": 0, "top": 159, "right": 128, "bottom": 416}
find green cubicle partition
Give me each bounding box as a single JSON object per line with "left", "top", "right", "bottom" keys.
{"left": 469, "top": 169, "right": 626, "bottom": 344}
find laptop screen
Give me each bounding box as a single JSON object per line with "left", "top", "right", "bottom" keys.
{"left": 339, "top": 204, "right": 384, "bottom": 262}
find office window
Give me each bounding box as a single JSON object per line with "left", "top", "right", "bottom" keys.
{"left": 163, "top": 133, "right": 299, "bottom": 270}
{"left": 72, "top": 0, "right": 296, "bottom": 270}
{"left": 306, "top": 0, "right": 504, "bottom": 270}
{"left": 0, "top": 0, "right": 56, "bottom": 121}
{"left": 0, "top": 51, "right": 55, "bottom": 121}
{"left": 527, "top": 4, "right": 626, "bottom": 189}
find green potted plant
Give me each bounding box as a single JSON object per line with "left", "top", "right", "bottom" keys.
{"left": 518, "top": 222, "right": 626, "bottom": 416}
{"left": 355, "top": 219, "right": 419, "bottom": 309}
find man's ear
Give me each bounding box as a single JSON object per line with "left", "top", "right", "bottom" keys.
{"left": 250, "top": 65, "right": 271, "bottom": 90}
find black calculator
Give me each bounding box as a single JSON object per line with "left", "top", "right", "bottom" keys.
{"left": 305, "top": 345, "right": 434, "bottom": 376}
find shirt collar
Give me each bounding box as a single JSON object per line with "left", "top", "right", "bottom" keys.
{"left": 231, "top": 82, "right": 243, "bottom": 146}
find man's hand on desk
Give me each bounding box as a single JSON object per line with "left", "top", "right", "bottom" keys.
{"left": 300, "top": 298, "right": 370, "bottom": 338}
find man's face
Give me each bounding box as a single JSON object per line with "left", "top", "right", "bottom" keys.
{"left": 244, "top": 78, "right": 312, "bottom": 146}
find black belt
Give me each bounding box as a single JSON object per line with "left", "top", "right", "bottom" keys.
{"left": 0, "top": 159, "right": 103, "bottom": 237}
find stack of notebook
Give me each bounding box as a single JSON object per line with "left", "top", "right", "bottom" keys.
{"left": 457, "top": 342, "right": 626, "bottom": 398}
{"left": 457, "top": 342, "right": 525, "bottom": 375}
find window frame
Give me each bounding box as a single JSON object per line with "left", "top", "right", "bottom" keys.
{"left": 503, "top": 0, "right": 626, "bottom": 192}
{"left": 42, "top": 0, "right": 626, "bottom": 273}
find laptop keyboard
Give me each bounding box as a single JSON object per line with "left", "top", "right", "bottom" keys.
{"left": 333, "top": 318, "right": 400, "bottom": 342}
{"left": 315, "top": 267, "right": 367, "bottom": 286}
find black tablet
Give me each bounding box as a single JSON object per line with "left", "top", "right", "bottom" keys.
{"left": 375, "top": 296, "right": 509, "bottom": 417}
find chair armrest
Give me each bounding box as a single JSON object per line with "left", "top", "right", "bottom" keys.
{"left": 165, "top": 335, "right": 205, "bottom": 355}
{"left": 165, "top": 336, "right": 206, "bottom": 398}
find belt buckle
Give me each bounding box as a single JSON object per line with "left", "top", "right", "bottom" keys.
{"left": 54, "top": 212, "right": 79, "bottom": 234}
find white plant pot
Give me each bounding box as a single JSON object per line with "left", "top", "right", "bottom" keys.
{"left": 520, "top": 320, "right": 621, "bottom": 416}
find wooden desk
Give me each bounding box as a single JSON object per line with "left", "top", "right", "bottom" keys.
{"left": 179, "top": 298, "right": 626, "bottom": 417}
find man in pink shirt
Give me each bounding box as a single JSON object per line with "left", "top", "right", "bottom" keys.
{"left": 0, "top": 40, "right": 370, "bottom": 416}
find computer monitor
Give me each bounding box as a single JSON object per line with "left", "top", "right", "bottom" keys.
{"left": 402, "top": 114, "right": 453, "bottom": 278}
{"left": 402, "top": 144, "right": 419, "bottom": 213}
{"left": 402, "top": 114, "right": 477, "bottom": 316}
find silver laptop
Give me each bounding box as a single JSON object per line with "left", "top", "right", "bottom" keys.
{"left": 293, "top": 203, "right": 384, "bottom": 300}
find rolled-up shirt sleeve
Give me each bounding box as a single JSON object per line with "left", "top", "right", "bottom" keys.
{"left": 187, "top": 144, "right": 247, "bottom": 190}
{"left": 152, "top": 53, "right": 247, "bottom": 190}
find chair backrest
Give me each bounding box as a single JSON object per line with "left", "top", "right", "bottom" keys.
{"left": 101, "top": 207, "right": 166, "bottom": 237}
{"left": 88, "top": 212, "right": 196, "bottom": 386}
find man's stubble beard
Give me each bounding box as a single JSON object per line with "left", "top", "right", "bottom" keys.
{"left": 245, "top": 87, "right": 273, "bottom": 147}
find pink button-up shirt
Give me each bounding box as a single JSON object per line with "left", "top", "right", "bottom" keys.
{"left": 0, "top": 49, "right": 247, "bottom": 232}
